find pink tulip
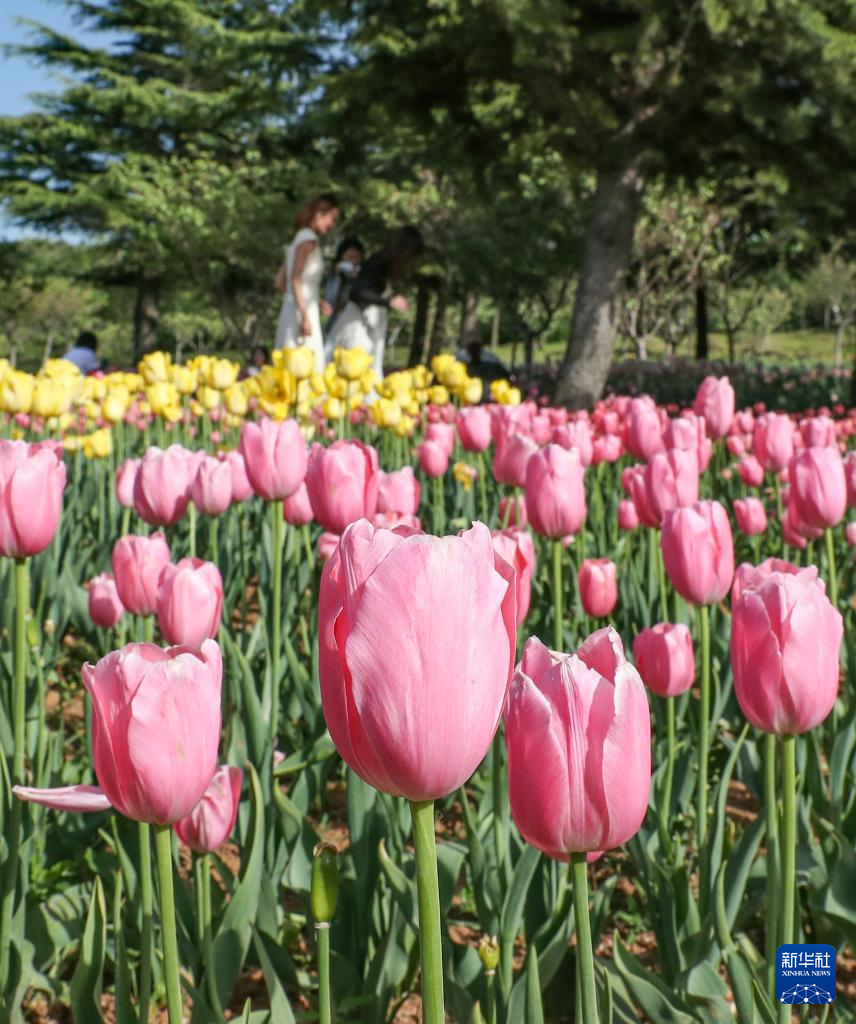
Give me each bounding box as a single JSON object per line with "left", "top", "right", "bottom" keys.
{"left": 736, "top": 410, "right": 755, "bottom": 434}
{"left": 239, "top": 417, "right": 308, "bottom": 501}
{"left": 623, "top": 466, "right": 658, "bottom": 528}
{"left": 283, "top": 481, "right": 314, "bottom": 526}
{"left": 524, "top": 444, "right": 586, "bottom": 539}
{"left": 801, "top": 415, "right": 836, "bottom": 448}
{"left": 493, "top": 432, "right": 539, "bottom": 487}
{"left": 643, "top": 448, "right": 699, "bottom": 526}
{"left": 781, "top": 503, "right": 810, "bottom": 550}
{"left": 731, "top": 557, "right": 807, "bottom": 604}
{"left": 417, "top": 439, "right": 449, "bottom": 478}
{"left": 632, "top": 623, "right": 695, "bottom": 698}
{"left": 88, "top": 573, "right": 125, "bottom": 629}
{"left": 14, "top": 640, "right": 222, "bottom": 824}
{"left": 371, "top": 512, "right": 421, "bottom": 531}
{"left": 133, "top": 445, "right": 193, "bottom": 526}
{"left": 115, "top": 457, "right": 140, "bottom": 509}
{"left": 789, "top": 447, "right": 846, "bottom": 530}
{"left": 738, "top": 455, "right": 765, "bottom": 488}
{"left": 753, "top": 413, "right": 794, "bottom": 472}
{"left": 578, "top": 559, "right": 618, "bottom": 618}
{"left": 661, "top": 500, "right": 734, "bottom": 606}
{"left": 693, "top": 375, "right": 735, "bottom": 439}
{"left": 847, "top": 521, "right": 856, "bottom": 547}
{"left": 377, "top": 467, "right": 421, "bottom": 516}
{"left": 733, "top": 497, "right": 768, "bottom": 537}
{"left": 626, "top": 400, "right": 664, "bottom": 461}
{"left": 174, "top": 765, "right": 243, "bottom": 853}
{"left": 112, "top": 533, "right": 171, "bottom": 617}
{"left": 499, "top": 495, "right": 528, "bottom": 528}
{"left": 457, "top": 406, "right": 492, "bottom": 452}
{"left": 191, "top": 455, "right": 233, "bottom": 516}
{"left": 731, "top": 568, "right": 842, "bottom": 734}
{"left": 726, "top": 435, "right": 745, "bottom": 457}
{"left": 552, "top": 420, "right": 594, "bottom": 466}
{"left": 425, "top": 422, "right": 455, "bottom": 458}
{"left": 592, "top": 434, "right": 623, "bottom": 464}
{"left": 306, "top": 440, "right": 380, "bottom": 533}
{"left": 218, "top": 449, "right": 254, "bottom": 503}
{"left": 505, "top": 629, "right": 650, "bottom": 858}
{"left": 618, "top": 499, "right": 640, "bottom": 531}
{"left": 531, "top": 414, "right": 553, "bottom": 446}
{"left": 318, "top": 532, "right": 340, "bottom": 562}
{"left": 491, "top": 528, "right": 536, "bottom": 624}
{"left": 156, "top": 558, "right": 223, "bottom": 647}
{"left": 319, "top": 519, "right": 516, "bottom": 801}
{"left": 0, "top": 440, "right": 66, "bottom": 558}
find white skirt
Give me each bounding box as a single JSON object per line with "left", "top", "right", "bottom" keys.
{"left": 275, "top": 296, "right": 325, "bottom": 369}
{"left": 326, "top": 301, "right": 388, "bottom": 378}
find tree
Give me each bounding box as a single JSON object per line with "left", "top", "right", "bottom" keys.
{"left": 801, "top": 246, "right": 856, "bottom": 368}
{"left": 314, "top": 0, "right": 856, "bottom": 404}
{"left": 0, "top": 0, "right": 323, "bottom": 356}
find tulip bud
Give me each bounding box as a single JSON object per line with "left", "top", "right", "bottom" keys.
{"left": 311, "top": 842, "right": 340, "bottom": 924}
{"left": 478, "top": 935, "right": 500, "bottom": 973}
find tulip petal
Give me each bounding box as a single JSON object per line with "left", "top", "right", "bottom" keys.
{"left": 13, "top": 784, "right": 112, "bottom": 813}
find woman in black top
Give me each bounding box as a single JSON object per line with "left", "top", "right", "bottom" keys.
{"left": 326, "top": 226, "right": 424, "bottom": 378}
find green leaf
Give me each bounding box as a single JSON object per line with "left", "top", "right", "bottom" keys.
{"left": 253, "top": 928, "right": 298, "bottom": 1024}
{"left": 612, "top": 935, "right": 700, "bottom": 1024}
{"left": 525, "top": 944, "right": 544, "bottom": 1024}
{"left": 213, "top": 762, "right": 264, "bottom": 1007}
{"left": 69, "top": 876, "right": 107, "bottom": 1024}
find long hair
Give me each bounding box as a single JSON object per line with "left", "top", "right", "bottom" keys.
{"left": 293, "top": 192, "right": 339, "bottom": 232}
{"left": 385, "top": 225, "right": 425, "bottom": 283}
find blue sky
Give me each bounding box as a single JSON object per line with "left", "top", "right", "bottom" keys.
{"left": 1, "top": 1, "right": 105, "bottom": 236}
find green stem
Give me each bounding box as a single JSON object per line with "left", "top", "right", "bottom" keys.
{"left": 153, "top": 824, "right": 182, "bottom": 1024}
{"left": 270, "top": 500, "right": 284, "bottom": 740}
{"left": 477, "top": 453, "right": 488, "bottom": 523}
{"left": 657, "top": 545, "right": 669, "bottom": 622}
{"left": 409, "top": 800, "right": 444, "bottom": 1024}
{"left": 486, "top": 971, "right": 497, "bottom": 1024}
{"left": 552, "top": 539, "right": 564, "bottom": 651}
{"left": 0, "top": 558, "right": 29, "bottom": 990}
{"left": 659, "top": 697, "right": 676, "bottom": 850}
{"left": 570, "top": 852, "right": 598, "bottom": 1024}
{"left": 316, "top": 923, "right": 332, "bottom": 1024}
{"left": 697, "top": 604, "right": 711, "bottom": 879}
{"left": 824, "top": 528, "right": 838, "bottom": 609}
{"left": 491, "top": 733, "right": 507, "bottom": 876}
{"left": 764, "top": 732, "right": 780, "bottom": 1000}
{"left": 209, "top": 516, "right": 219, "bottom": 566}
{"left": 201, "top": 854, "right": 223, "bottom": 1020}
{"left": 138, "top": 822, "right": 153, "bottom": 1024}
{"left": 188, "top": 501, "right": 196, "bottom": 559}
{"left": 778, "top": 734, "right": 797, "bottom": 1024}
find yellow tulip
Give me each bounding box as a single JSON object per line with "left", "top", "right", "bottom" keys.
{"left": 83, "top": 428, "right": 113, "bottom": 459}
{"left": 57, "top": 412, "right": 74, "bottom": 432}
{"left": 453, "top": 461, "right": 477, "bottom": 491}
{"left": 334, "top": 346, "right": 373, "bottom": 382}
{"left": 102, "top": 387, "right": 130, "bottom": 424}
{"left": 147, "top": 381, "right": 180, "bottom": 417}
{"left": 440, "top": 360, "right": 468, "bottom": 389}
{"left": 309, "top": 372, "right": 326, "bottom": 395}
{"left": 203, "top": 357, "right": 240, "bottom": 390}
{"left": 32, "top": 378, "right": 69, "bottom": 418}
{"left": 139, "top": 351, "right": 172, "bottom": 384}
{"left": 223, "top": 383, "right": 249, "bottom": 417}
{"left": 427, "top": 385, "right": 450, "bottom": 406}
{"left": 84, "top": 376, "right": 107, "bottom": 401}
{"left": 430, "top": 353, "right": 456, "bottom": 380}
{"left": 411, "top": 365, "right": 432, "bottom": 390}
{"left": 171, "top": 364, "right": 198, "bottom": 395}
{"left": 281, "top": 346, "right": 316, "bottom": 380}
{"left": 196, "top": 385, "right": 222, "bottom": 411}
{"left": 360, "top": 370, "right": 380, "bottom": 395}
{"left": 371, "top": 398, "right": 402, "bottom": 428}
{"left": 460, "top": 377, "right": 484, "bottom": 405}
{"left": 63, "top": 435, "right": 83, "bottom": 452}
{"left": 394, "top": 415, "right": 417, "bottom": 437}
{"left": 258, "top": 397, "right": 290, "bottom": 420}
{"left": 323, "top": 396, "right": 344, "bottom": 420}
{"left": 0, "top": 371, "right": 34, "bottom": 414}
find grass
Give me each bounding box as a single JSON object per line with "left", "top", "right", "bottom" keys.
{"left": 491, "top": 329, "right": 850, "bottom": 369}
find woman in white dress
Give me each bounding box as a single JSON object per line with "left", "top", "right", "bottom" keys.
{"left": 326, "top": 225, "right": 424, "bottom": 379}
{"left": 274, "top": 193, "right": 339, "bottom": 369}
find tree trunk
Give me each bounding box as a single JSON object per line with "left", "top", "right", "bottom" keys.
{"left": 490, "top": 310, "right": 500, "bottom": 348}
{"left": 427, "top": 285, "right": 449, "bottom": 360}
{"left": 695, "top": 282, "right": 709, "bottom": 360}
{"left": 726, "top": 324, "right": 736, "bottom": 363}
{"left": 133, "top": 276, "right": 160, "bottom": 359}
{"left": 459, "top": 292, "right": 479, "bottom": 344}
{"left": 409, "top": 281, "right": 431, "bottom": 367}
{"left": 834, "top": 323, "right": 844, "bottom": 368}
{"left": 554, "top": 163, "right": 643, "bottom": 408}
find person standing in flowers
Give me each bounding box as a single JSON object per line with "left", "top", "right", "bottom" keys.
{"left": 274, "top": 192, "right": 340, "bottom": 369}
{"left": 326, "top": 225, "right": 424, "bottom": 379}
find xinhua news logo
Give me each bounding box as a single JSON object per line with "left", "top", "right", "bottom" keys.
{"left": 777, "top": 944, "right": 836, "bottom": 1005}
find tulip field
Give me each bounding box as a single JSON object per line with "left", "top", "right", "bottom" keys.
{"left": 0, "top": 349, "right": 855, "bottom": 1024}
